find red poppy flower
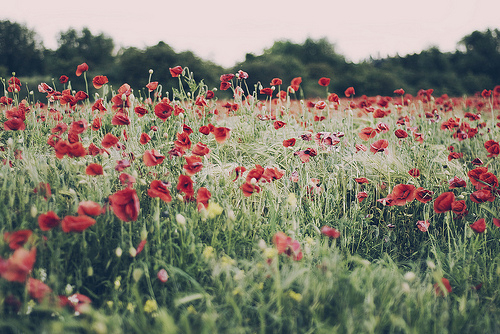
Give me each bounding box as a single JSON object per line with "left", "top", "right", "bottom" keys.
{"left": 246, "top": 164, "right": 264, "bottom": 183}
{"left": 354, "top": 177, "right": 369, "bottom": 184}
{"left": 199, "top": 125, "right": 211, "bottom": 135}
{"left": 92, "top": 75, "right": 108, "bottom": 89}
{"left": 344, "top": 87, "right": 355, "bottom": 97}
{"left": 470, "top": 218, "right": 486, "bottom": 233}
{"left": 0, "top": 247, "right": 36, "bottom": 283}
{"left": 318, "top": 77, "right": 331, "bottom": 86}
{"left": 59, "top": 75, "right": 69, "bottom": 84}
{"left": 27, "top": 277, "right": 52, "bottom": 303}
{"left": 3, "top": 230, "right": 32, "bottom": 250}
{"left": 111, "top": 112, "right": 131, "bottom": 126}
{"left": 192, "top": 142, "right": 210, "bottom": 156}
{"left": 272, "top": 232, "right": 302, "bottom": 261}
{"left": 415, "top": 187, "right": 433, "bottom": 203}
{"left": 451, "top": 200, "right": 467, "bottom": 217}
{"left": 134, "top": 105, "right": 148, "bottom": 117}
{"left": 140, "top": 133, "right": 151, "bottom": 145}
{"left": 33, "top": 182, "right": 51, "bottom": 200}
{"left": 416, "top": 220, "right": 430, "bottom": 232}
{"left": 408, "top": 168, "right": 420, "bottom": 178}
{"left": 169, "top": 66, "right": 183, "bottom": 77}
{"left": 321, "top": 225, "right": 340, "bottom": 238}
{"left": 370, "top": 139, "right": 389, "bottom": 154}
{"left": 434, "top": 278, "right": 452, "bottom": 296}
{"left": 394, "top": 129, "right": 408, "bottom": 138}
{"left": 4, "top": 118, "right": 25, "bottom": 131}
{"left": 76, "top": 63, "right": 89, "bottom": 76}
{"left": 115, "top": 159, "right": 131, "bottom": 172}
{"left": 260, "top": 88, "right": 273, "bottom": 96}
{"left": 232, "top": 166, "right": 247, "bottom": 182}
{"left": 327, "top": 93, "right": 339, "bottom": 103}
{"left": 183, "top": 155, "right": 203, "bottom": 176}
{"left": 177, "top": 174, "right": 194, "bottom": 197}
{"left": 477, "top": 172, "right": 498, "bottom": 189}
{"left": 148, "top": 180, "right": 172, "bottom": 203}
{"left": 283, "top": 138, "right": 296, "bottom": 147}
{"left": 294, "top": 148, "right": 318, "bottom": 163}
{"left": 196, "top": 187, "right": 211, "bottom": 210}
{"left": 240, "top": 182, "right": 261, "bottom": 197}
{"left": 394, "top": 88, "right": 405, "bottom": 95}
{"left": 389, "top": 184, "right": 416, "bottom": 206}
{"left": 38, "top": 211, "right": 61, "bottom": 231}
{"left": 213, "top": 127, "right": 231, "bottom": 143}
{"left": 59, "top": 293, "right": 92, "bottom": 313}
{"left": 448, "top": 176, "right": 467, "bottom": 189}
{"left": 484, "top": 139, "right": 500, "bottom": 158}
{"left": 356, "top": 191, "right": 368, "bottom": 202}
{"left": 174, "top": 131, "right": 192, "bottom": 150}
{"left": 67, "top": 142, "right": 87, "bottom": 158}
{"left": 101, "top": 133, "right": 119, "bottom": 148}
{"left": 220, "top": 81, "right": 231, "bottom": 90}
{"left": 119, "top": 173, "right": 136, "bottom": 187}
{"left": 468, "top": 167, "right": 488, "bottom": 188}
{"left": 358, "top": 127, "right": 377, "bottom": 141}
{"left": 154, "top": 101, "right": 173, "bottom": 121}
{"left": 273, "top": 121, "right": 286, "bottom": 129}
{"left": 433, "top": 192, "right": 455, "bottom": 213}
{"left": 77, "top": 201, "right": 103, "bottom": 216}
{"left": 315, "top": 101, "right": 327, "bottom": 110}
{"left": 61, "top": 215, "right": 96, "bottom": 233}
{"left": 470, "top": 189, "right": 495, "bottom": 203}
{"left": 471, "top": 158, "right": 483, "bottom": 166}
{"left": 85, "top": 163, "right": 103, "bottom": 176}
{"left": 146, "top": 81, "right": 158, "bottom": 92}
{"left": 270, "top": 78, "right": 282, "bottom": 86}
{"left": 262, "top": 167, "right": 284, "bottom": 183}
{"left": 91, "top": 117, "right": 102, "bottom": 131}
{"left": 448, "top": 152, "right": 463, "bottom": 161}
{"left": 493, "top": 218, "right": 500, "bottom": 228}
{"left": 109, "top": 188, "right": 140, "bottom": 222}
{"left": 143, "top": 149, "right": 165, "bottom": 167}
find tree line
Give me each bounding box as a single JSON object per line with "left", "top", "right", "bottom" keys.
{"left": 1, "top": 19, "right": 499, "bottom": 100}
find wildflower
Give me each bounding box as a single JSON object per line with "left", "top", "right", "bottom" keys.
{"left": 85, "top": 163, "right": 103, "bottom": 176}
{"left": 408, "top": 168, "right": 420, "bottom": 178}
{"left": 38, "top": 211, "right": 61, "bottom": 231}
{"left": 416, "top": 220, "right": 430, "bottom": 232}
{"left": 0, "top": 247, "right": 37, "bottom": 282}
{"left": 213, "top": 126, "right": 231, "bottom": 143}
{"left": 59, "top": 75, "right": 69, "bottom": 84}
{"left": 433, "top": 192, "right": 455, "bottom": 213}
{"left": 154, "top": 101, "right": 173, "bottom": 121}
{"left": 394, "top": 129, "right": 408, "bottom": 138}
{"left": 101, "top": 133, "right": 119, "bottom": 148}
{"left": 77, "top": 201, "right": 103, "bottom": 216}
{"left": 390, "top": 184, "right": 416, "bottom": 206}
{"left": 109, "top": 188, "right": 140, "bottom": 222}
{"left": 470, "top": 218, "right": 486, "bottom": 233}
{"left": 61, "top": 215, "right": 96, "bottom": 233}
{"left": 288, "top": 290, "right": 303, "bottom": 302}
{"left": 192, "top": 142, "right": 210, "bottom": 156}
{"left": 354, "top": 177, "right": 369, "bottom": 184}
{"left": 321, "top": 226, "right": 340, "bottom": 238}
{"left": 76, "top": 63, "right": 89, "bottom": 76}
{"left": 358, "top": 127, "right": 377, "bottom": 141}
{"left": 470, "top": 189, "right": 495, "bottom": 203}
{"left": 270, "top": 78, "right": 282, "bottom": 86}
{"left": 317, "top": 77, "right": 330, "bottom": 86}
{"left": 451, "top": 200, "right": 467, "bottom": 218}
{"left": 448, "top": 176, "right": 467, "bottom": 189}
{"left": 415, "top": 187, "right": 433, "bottom": 203}
{"left": 370, "top": 139, "right": 389, "bottom": 154}
{"left": 202, "top": 246, "right": 214, "bottom": 260}
{"left": 92, "top": 75, "right": 108, "bottom": 89}
{"left": 169, "top": 66, "right": 183, "bottom": 77}
{"left": 273, "top": 232, "right": 303, "bottom": 261}
{"left": 344, "top": 87, "right": 355, "bottom": 97}
{"left": 434, "top": 278, "right": 452, "bottom": 296}
{"left": 144, "top": 300, "right": 158, "bottom": 313}
{"left": 3, "top": 230, "right": 32, "bottom": 250}
{"left": 273, "top": 121, "right": 286, "bottom": 129}
{"left": 157, "top": 269, "right": 169, "bottom": 283}
{"left": 356, "top": 191, "right": 368, "bottom": 202}
{"left": 143, "top": 149, "right": 165, "bottom": 167}
{"left": 27, "top": 278, "right": 52, "bottom": 303}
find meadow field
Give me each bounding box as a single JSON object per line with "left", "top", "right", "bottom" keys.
{"left": 0, "top": 65, "right": 499, "bottom": 333}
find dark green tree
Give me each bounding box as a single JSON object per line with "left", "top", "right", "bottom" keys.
{"left": 0, "top": 20, "right": 45, "bottom": 77}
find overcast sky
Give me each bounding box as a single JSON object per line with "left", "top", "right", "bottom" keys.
{"left": 2, "top": 0, "right": 499, "bottom": 67}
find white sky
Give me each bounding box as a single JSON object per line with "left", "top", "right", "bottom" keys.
{"left": 2, "top": 0, "right": 499, "bottom": 67}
